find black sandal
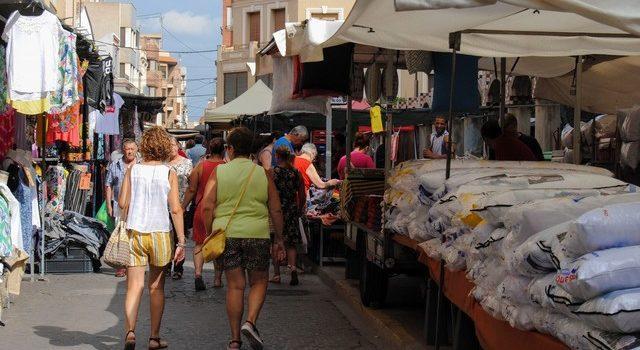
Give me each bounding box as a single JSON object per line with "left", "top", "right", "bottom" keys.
{"left": 124, "top": 330, "right": 135, "bottom": 350}
{"left": 227, "top": 340, "right": 242, "bottom": 350}
{"left": 148, "top": 337, "right": 168, "bottom": 350}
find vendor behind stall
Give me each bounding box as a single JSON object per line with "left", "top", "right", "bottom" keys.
{"left": 503, "top": 114, "right": 544, "bottom": 161}
{"left": 294, "top": 143, "right": 341, "bottom": 197}
{"left": 481, "top": 120, "right": 536, "bottom": 161}
{"left": 423, "top": 116, "right": 451, "bottom": 159}
{"left": 337, "top": 132, "right": 375, "bottom": 179}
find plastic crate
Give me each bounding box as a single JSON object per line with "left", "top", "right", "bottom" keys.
{"left": 46, "top": 246, "right": 94, "bottom": 273}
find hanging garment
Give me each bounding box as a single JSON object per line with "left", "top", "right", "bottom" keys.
{"left": 94, "top": 93, "right": 123, "bottom": 135}
{"left": 0, "top": 183, "right": 22, "bottom": 252}
{"left": 44, "top": 165, "right": 67, "bottom": 214}
{"left": 84, "top": 57, "right": 114, "bottom": 112}
{"left": 365, "top": 64, "right": 382, "bottom": 105}
{"left": 14, "top": 170, "right": 33, "bottom": 252}
{"left": 352, "top": 65, "right": 365, "bottom": 102}
{"left": 50, "top": 30, "right": 80, "bottom": 114}
{"left": 381, "top": 62, "right": 399, "bottom": 101}
{"left": 13, "top": 112, "right": 28, "bottom": 151}
{"left": 133, "top": 106, "right": 142, "bottom": 143}
{"left": 0, "top": 108, "right": 16, "bottom": 160}
{"left": 45, "top": 102, "right": 81, "bottom": 147}
{"left": 63, "top": 169, "right": 89, "bottom": 214}
{"left": 405, "top": 51, "right": 433, "bottom": 74}
{"left": 270, "top": 56, "right": 331, "bottom": 117}
{"left": 296, "top": 43, "right": 354, "bottom": 98}
{"left": 0, "top": 46, "right": 9, "bottom": 115}
{"left": 431, "top": 52, "right": 479, "bottom": 113}
{"left": 2, "top": 11, "right": 61, "bottom": 111}
{"left": 0, "top": 194, "right": 11, "bottom": 257}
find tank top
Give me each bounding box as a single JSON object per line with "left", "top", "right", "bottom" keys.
{"left": 293, "top": 156, "right": 312, "bottom": 192}
{"left": 126, "top": 164, "right": 171, "bottom": 233}
{"left": 212, "top": 158, "right": 269, "bottom": 239}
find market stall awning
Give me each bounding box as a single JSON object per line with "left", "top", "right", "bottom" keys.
{"left": 275, "top": 0, "right": 640, "bottom": 60}
{"left": 203, "top": 80, "right": 272, "bottom": 123}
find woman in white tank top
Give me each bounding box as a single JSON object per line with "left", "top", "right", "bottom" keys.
{"left": 118, "top": 126, "right": 186, "bottom": 350}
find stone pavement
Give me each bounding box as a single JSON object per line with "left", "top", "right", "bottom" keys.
{"left": 1, "top": 248, "right": 384, "bottom": 350}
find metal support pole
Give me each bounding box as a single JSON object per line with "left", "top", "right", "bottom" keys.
{"left": 345, "top": 96, "right": 353, "bottom": 177}
{"left": 499, "top": 57, "right": 507, "bottom": 126}
{"left": 435, "top": 33, "right": 461, "bottom": 350}
{"left": 573, "top": 56, "right": 583, "bottom": 164}
{"left": 325, "top": 107, "right": 333, "bottom": 179}
{"left": 39, "top": 115, "right": 46, "bottom": 279}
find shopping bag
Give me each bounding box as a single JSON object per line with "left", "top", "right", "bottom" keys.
{"left": 103, "top": 221, "right": 130, "bottom": 268}
{"left": 95, "top": 201, "right": 116, "bottom": 232}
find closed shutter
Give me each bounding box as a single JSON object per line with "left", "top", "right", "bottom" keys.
{"left": 224, "top": 72, "right": 248, "bottom": 104}
{"left": 249, "top": 12, "right": 260, "bottom": 42}
{"left": 273, "top": 9, "right": 285, "bottom": 32}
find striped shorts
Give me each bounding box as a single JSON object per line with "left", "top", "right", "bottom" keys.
{"left": 128, "top": 230, "right": 172, "bottom": 267}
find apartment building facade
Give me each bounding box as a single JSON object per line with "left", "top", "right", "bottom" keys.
{"left": 216, "top": 0, "right": 356, "bottom": 107}
{"left": 142, "top": 34, "right": 188, "bottom": 128}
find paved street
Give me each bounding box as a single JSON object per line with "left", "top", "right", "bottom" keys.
{"left": 2, "top": 248, "right": 384, "bottom": 350}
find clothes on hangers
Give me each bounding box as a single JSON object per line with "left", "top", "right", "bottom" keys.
{"left": 50, "top": 29, "right": 80, "bottom": 114}
{"left": 0, "top": 183, "right": 22, "bottom": 252}
{"left": 84, "top": 57, "right": 114, "bottom": 112}
{"left": 44, "top": 165, "right": 67, "bottom": 215}
{"left": 2, "top": 11, "right": 62, "bottom": 115}
{"left": 0, "top": 108, "right": 15, "bottom": 160}
{"left": 270, "top": 56, "right": 331, "bottom": 117}
{"left": 94, "top": 93, "right": 123, "bottom": 135}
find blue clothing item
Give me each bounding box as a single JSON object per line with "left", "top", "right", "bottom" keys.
{"left": 16, "top": 170, "right": 33, "bottom": 252}
{"left": 187, "top": 144, "right": 207, "bottom": 166}
{"left": 272, "top": 136, "right": 295, "bottom": 167}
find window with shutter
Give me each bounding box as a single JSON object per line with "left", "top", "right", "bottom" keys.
{"left": 224, "top": 72, "right": 248, "bottom": 104}
{"left": 248, "top": 12, "right": 260, "bottom": 42}
{"left": 273, "top": 9, "right": 285, "bottom": 32}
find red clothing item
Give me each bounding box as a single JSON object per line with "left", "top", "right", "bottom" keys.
{"left": 493, "top": 135, "right": 537, "bottom": 161}
{"left": 337, "top": 151, "right": 375, "bottom": 179}
{"left": 192, "top": 160, "right": 225, "bottom": 244}
{"left": 294, "top": 156, "right": 312, "bottom": 193}
{"left": 178, "top": 149, "right": 187, "bottom": 158}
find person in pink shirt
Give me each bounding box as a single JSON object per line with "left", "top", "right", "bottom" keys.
{"left": 337, "top": 132, "right": 375, "bottom": 179}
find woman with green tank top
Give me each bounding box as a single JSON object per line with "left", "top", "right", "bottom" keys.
{"left": 202, "top": 127, "right": 285, "bottom": 350}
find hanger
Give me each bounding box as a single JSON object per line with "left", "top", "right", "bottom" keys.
{"left": 19, "top": 0, "right": 45, "bottom": 17}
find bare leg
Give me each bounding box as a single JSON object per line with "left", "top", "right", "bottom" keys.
{"left": 148, "top": 266, "right": 166, "bottom": 338}
{"left": 226, "top": 268, "right": 246, "bottom": 342}
{"left": 287, "top": 248, "right": 297, "bottom": 271}
{"left": 124, "top": 266, "right": 146, "bottom": 333}
{"left": 246, "top": 270, "right": 269, "bottom": 325}
{"left": 214, "top": 259, "right": 224, "bottom": 287}
{"left": 271, "top": 243, "right": 281, "bottom": 281}
{"left": 193, "top": 244, "right": 204, "bottom": 277}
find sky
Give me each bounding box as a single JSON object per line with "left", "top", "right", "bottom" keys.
{"left": 125, "top": 0, "right": 222, "bottom": 122}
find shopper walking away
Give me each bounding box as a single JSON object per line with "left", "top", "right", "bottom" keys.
{"left": 105, "top": 139, "right": 138, "bottom": 278}
{"left": 202, "top": 127, "right": 285, "bottom": 350}
{"left": 182, "top": 137, "right": 226, "bottom": 291}
{"left": 187, "top": 135, "right": 207, "bottom": 166}
{"left": 168, "top": 136, "right": 193, "bottom": 280}
{"left": 272, "top": 147, "right": 306, "bottom": 285}
{"left": 294, "top": 143, "right": 341, "bottom": 198}
{"left": 337, "top": 132, "right": 375, "bottom": 179}
{"left": 481, "top": 120, "right": 537, "bottom": 161}
{"left": 118, "top": 127, "right": 186, "bottom": 350}
{"left": 503, "top": 113, "right": 544, "bottom": 161}
{"left": 272, "top": 126, "right": 308, "bottom": 167}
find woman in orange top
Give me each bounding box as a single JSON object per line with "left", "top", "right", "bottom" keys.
{"left": 294, "top": 143, "right": 341, "bottom": 197}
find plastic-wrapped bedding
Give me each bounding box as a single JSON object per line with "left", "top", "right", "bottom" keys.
{"left": 508, "top": 222, "right": 571, "bottom": 276}
{"left": 557, "top": 202, "right": 640, "bottom": 261}
{"left": 555, "top": 246, "right": 640, "bottom": 302}
{"left": 573, "top": 287, "right": 640, "bottom": 333}
{"left": 528, "top": 273, "right": 580, "bottom": 315}
{"left": 584, "top": 330, "right": 640, "bottom": 350}
{"left": 498, "top": 274, "right": 532, "bottom": 305}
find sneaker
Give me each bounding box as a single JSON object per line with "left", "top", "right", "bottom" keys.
{"left": 290, "top": 270, "right": 299, "bottom": 286}
{"left": 241, "top": 321, "right": 264, "bottom": 350}
{"left": 195, "top": 276, "right": 206, "bottom": 291}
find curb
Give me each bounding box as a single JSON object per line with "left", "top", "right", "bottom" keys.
{"left": 316, "top": 267, "right": 427, "bottom": 350}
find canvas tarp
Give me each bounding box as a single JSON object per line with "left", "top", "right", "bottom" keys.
{"left": 203, "top": 80, "right": 272, "bottom": 123}
{"left": 534, "top": 56, "right": 640, "bottom": 114}
{"left": 275, "top": 0, "right": 640, "bottom": 61}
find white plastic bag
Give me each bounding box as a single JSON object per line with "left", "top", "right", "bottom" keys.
{"left": 498, "top": 274, "right": 532, "bottom": 305}
{"left": 528, "top": 273, "right": 579, "bottom": 315}
{"left": 574, "top": 287, "right": 640, "bottom": 333}
{"left": 556, "top": 245, "right": 640, "bottom": 302}
{"left": 508, "top": 222, "right": 570, "bottom": 276}
{"left": 559, "top": 202, "right": 640, "bottom": 260}
{"left": 621, "top": 107, "right": 640, "bottom": 142}
{"left": 620, "top": 141, "right": 640, "bottom": 170}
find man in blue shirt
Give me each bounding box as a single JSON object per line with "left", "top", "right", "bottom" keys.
{"left": 187, "top": 135, "right": 207, "bottom": 165}
{"left": 272, "top": 125, "right": 309, "bottom": 167}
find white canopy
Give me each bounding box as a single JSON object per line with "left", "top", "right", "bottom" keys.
{"left": 203, "top": 80, "right": 272, "bottom": 123}
{"left": 276, "top": 0, "right": 640, "bottom": 61}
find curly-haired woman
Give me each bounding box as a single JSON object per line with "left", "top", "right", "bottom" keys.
{"left": 118, "top": 126, "right": 186, "bottom": 350}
